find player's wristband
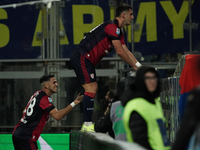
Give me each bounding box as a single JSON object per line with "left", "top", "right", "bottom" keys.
{"left": 135, "top": 62, "right": 142, "bottom": 67}
{"left": 70, "top": 102, "right": 76, "bottom": 108}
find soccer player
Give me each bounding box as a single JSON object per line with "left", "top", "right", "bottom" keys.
{"left": 70, "top": 3, "right": 141, "bottom": 131}
{"left": 12, "top": 75, "right": 83, "bottom": 150}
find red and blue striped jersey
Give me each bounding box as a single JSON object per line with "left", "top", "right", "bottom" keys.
{"left": 12, "top": 90, "right": 55, "bottom": 141}
{"left": 78, "top": 19, "right": 125, "bottom": 66}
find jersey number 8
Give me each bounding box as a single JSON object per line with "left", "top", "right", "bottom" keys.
{"left": 27, "top": 97, "right": 36, "bottom": 116}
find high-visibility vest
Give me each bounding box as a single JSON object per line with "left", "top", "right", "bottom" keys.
{"left": 123, "top": 98, "right": 171, "bottom": 150}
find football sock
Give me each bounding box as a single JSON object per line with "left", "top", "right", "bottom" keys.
{"left": 82, "top": 92, "right": 95, "bottom": 122}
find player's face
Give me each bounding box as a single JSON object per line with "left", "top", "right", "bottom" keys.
{"left": 48, "top": 77, "right": 58, "bottom": 93}
{"left": 144, "top": 72, "right": 158, "bottom": 93}
{"left": 124, "top": 9, "right": 134, "bottom": 25}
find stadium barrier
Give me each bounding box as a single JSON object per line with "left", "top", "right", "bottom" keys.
{"left": 69, "top": 77, "right": 181, "bottom": 149}
{"left": 160, "top": 77, "right": 181, "bottom": 143}
{"left": 70, "top": 131, "right": 146, "bottom": 150}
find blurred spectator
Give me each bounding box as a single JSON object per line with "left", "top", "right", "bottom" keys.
{"left": 171, "top": 86, "right": 200, "bottom": 150}
{"left": 105, "top": 91, "right": 114, "bottom": 103}
{"left": 103, "top": 91, "right": 115, "bottom": 115}
{"left": 95, "top": 77, "right": 135, "bottom": 141}
{"left": 122, "top": 66, "right": 171, "bottom": 150}
{"left": 92, "top": 90, "right": 114, "bottom": 123}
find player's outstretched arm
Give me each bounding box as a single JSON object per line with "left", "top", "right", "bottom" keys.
{"left": 122, "top": 44, "right": 142, "bottom": 70}
{"left": 112, "top": 40, "right": 141, "bottom": 70}
{"left": 50, "top": 93, "right": 83, "bottom": 121}
{"left": 73, "top": 93, "right": 83, "bottom": 105}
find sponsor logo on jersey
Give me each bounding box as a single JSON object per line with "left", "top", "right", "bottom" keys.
{"left": 116, "top": 28, "right": 120, "bottom": 35}
{"left": 48, "top": 97, "right": 53, "bottom": 103}
{"left": 90, "top": 73, "right": 94, "bottom": 79}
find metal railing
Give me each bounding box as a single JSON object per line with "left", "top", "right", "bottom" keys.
{"left": 160, "top": 77, "right": 181, "bottom": 143}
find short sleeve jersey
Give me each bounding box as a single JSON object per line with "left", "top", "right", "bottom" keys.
{"left": 78, "top": 19, "right": 125, "bottom": 66}
{"left": 12, "top": 90, "right": 55, "bottom": 141}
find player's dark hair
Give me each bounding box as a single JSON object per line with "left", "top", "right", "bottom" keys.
{"left": 40, "top": 75, "right": 54, "bottom": 84}
{"left": 116, "top": 3, "right": 132, "bottom": 17}
{"left": 108, "top": 91, "right": 115, "bottom": 99}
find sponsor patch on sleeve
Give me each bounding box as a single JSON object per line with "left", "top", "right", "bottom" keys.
{"left": 116, "top": 28, "right": 120, "bottom": 35}
{"left": 48, "top": 97, "right": 53, "bottom": 103}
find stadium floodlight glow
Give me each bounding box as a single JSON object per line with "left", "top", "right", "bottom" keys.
{"left": 0, "top": 0, "right": 61, "bottom": 9}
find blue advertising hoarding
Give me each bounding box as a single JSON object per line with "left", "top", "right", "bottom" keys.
{"left": 0, "top": 0, "right": 199, "bottom": 59}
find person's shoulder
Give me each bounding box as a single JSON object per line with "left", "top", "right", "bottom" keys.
{"left": 36, "top": 90, "right": 48, "bottom": 100}
{"left": 105, "top": 19, "right": 114, "bottom": 24}
{"left": 105, "top": 20, "right": 118, "bottom": 27}
{"left": 112, "top": 100, "right": 120, "bottom": 105}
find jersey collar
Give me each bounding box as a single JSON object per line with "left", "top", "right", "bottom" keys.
{"left": 114, "top": 19, "right": 120, "bottom": 28}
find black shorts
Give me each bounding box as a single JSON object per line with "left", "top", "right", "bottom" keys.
{"left": 70, "top": 48, "right": 96, "bottom": 84}
{"left": 12, "top": 135, "right": 38, "bottom": 150}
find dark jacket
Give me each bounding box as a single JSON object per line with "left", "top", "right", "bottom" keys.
{"left": 121, "top": 66, "right": 160, "bottom": 150}
{"left": 94, "top": 77, "right": 135, "bottom": 138}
